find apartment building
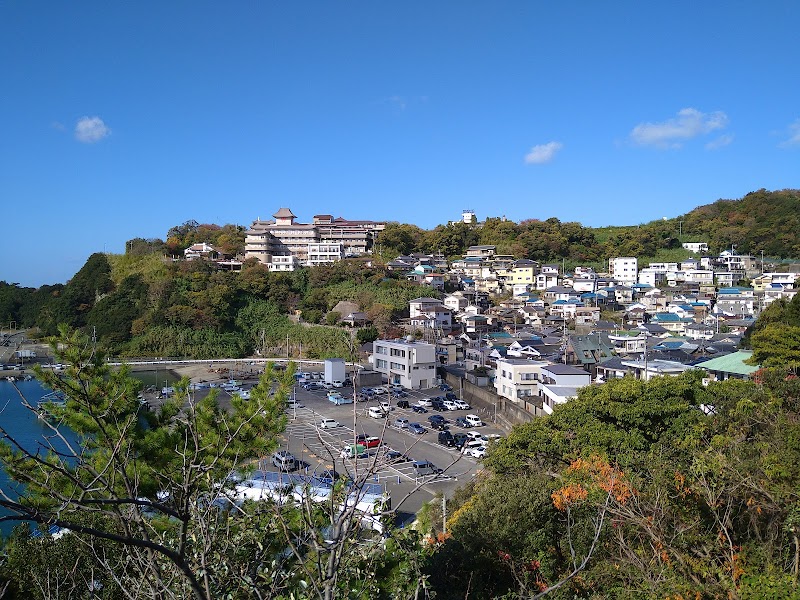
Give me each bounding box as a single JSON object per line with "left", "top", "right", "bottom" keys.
{"left": 609, "top": 257, "right": 638, "bottom": 285}
{"left": 372, "top": 339, "right": 437, "bottom": 390}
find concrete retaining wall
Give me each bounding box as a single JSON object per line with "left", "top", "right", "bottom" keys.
{"left": 442, "top": 372, "right": 540, "bottom": 431}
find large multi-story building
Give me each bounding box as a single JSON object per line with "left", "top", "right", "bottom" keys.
{"left": 244, "top": 208, "right": 385, "bottom": 266}
{"left": 609, "top": 257, "right": 638, "bottom": 285}
{"left": 371, "top": 338, "right": 437, "bottom": 390}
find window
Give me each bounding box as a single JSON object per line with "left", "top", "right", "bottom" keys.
{"left": 390, "top": 362, "right": 405, "bottom": 371}
{"left": 376, "top": 359, "right": 387, "bottom": 369}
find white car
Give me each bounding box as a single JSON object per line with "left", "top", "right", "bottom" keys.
{"left": 453, "top": 399, "right": 470, "bottom": 410}
{"left": 442, "top": 400, "right": 458, "bottom": 411}
{"left": 465, "top": 431, "right": 483, "bottom": 441}
{"left": 465, "top": 445, "right": 487, "bottom": 459}
{"left": 416, "top": 399, "right": 432, "bottom": 407}
{"left": 319, "top": 418, "right": 340, "bottom": 429}
{"left": 465, "top": 414, "right": 484, "bottom": 427}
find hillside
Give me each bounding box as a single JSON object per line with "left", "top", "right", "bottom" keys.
{"left": 678, "top": 188, "right": 800, "bottom": 257}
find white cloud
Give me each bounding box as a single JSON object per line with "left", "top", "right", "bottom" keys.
{"left": 629, "top": 108, "right": 728, "bottom": 149}
{"left": 705, "top": 133, "right": 734, "bottom": 150}
{"left": 74, "top": 116, "right": 110, "bottom": 143}
{"left": 524, "top": 141, "right": 563, "bottom": 164}
{"left": 779, "top": 118, "right": 800, "bottom": 147}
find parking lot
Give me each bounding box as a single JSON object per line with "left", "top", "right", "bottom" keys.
{"left": 271, "top": 376, "right": 505, "bottom": 520}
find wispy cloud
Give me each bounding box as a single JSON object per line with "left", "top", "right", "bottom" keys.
{"left": 74, "top": 116, "right": 110, "bottom": 143}
{"left": 705, "top": 133, "right": 734, "bottom": 150}
{"left": 779, "top": 118, "right": 800, "bottom": 147}
{"left": 629, "top": 108, "right": 728, "bottom": 149}
{"left": 524, "top": 141, "right": 563, "bottom": 164}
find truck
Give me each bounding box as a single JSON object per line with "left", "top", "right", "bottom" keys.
{"left": 15, "top": 350, "right": 36, "bottom": 359}
{"left": 324, "top": 358, "right": 346, "bottom": 387}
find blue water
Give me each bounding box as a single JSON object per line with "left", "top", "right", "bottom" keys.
{"left": 0, "top": 379, "right": 81, "bottom": 539}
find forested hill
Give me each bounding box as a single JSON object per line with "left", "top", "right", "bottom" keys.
{"left": 678, "top": 188, "right": 800, "bottom": 257}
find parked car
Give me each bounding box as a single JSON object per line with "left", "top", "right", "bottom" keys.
{"left": 271, "top": 451, "right": 297, "bottom": 472}
{"left": 430, "top": 399, "right": 446, "bottom": 411}
{"left": 438, "top": 431, "right": 455, "bottom": 447}
{"left": 416, "top": 398, "right": 432, "bottom": 407}
{"left": 302, "top": 382, "right": 322, "bottom": 390}
{"left": 465, "top": 445, "right": 487, "bottom": 459}
{"left": 455, "top": 416, "right": 472, "bottom": 428}
{"left": 319, "top": 418, "right": 340, "bottom": 429}
{"left": 385, "top": 450, "right": 412, "bottom": 463}
{"left": 391, "top": 390, "right": 408, "bottom": 398}
{"left": 367, "top": 406, "right": 386, "bottom": 419}
{"left": 390, "top": 384, "right": 405, "bottom": 392}
{"left": 313, "top": 469, "right": 340, "bottom": 483}
{"left": 411, "top": 405, "right": 428, "bottom": 414}
{"left": 393, "top": 418, "right": 410, "bottom": 430}
{"left": 442, "top": 400, "right": 458, "bottom": 411}
{"left": 452, "top": 432, "right": 469, "bottom": 449}
{"left": 413, "top": 460, "right": 443, "bottom": 477}
{"left": 356, "top": 435, "right": 382, "bottom": 449}
{"left": 445, "top": 392, "right": 458, "bottom": 401}
{"left": 465, "top": 431, "right": 484, "bottom": 441}
{"left": 379, "top": 400, "right": 392, "bottom": 413}
{"left": 396, "top": 399, "right": 410, "bottom": 409}
{"left": 439, "top": 383, "right": 452, "bottom": 391}
{"left": 453, "top": 399, "right": 471, "bottom": 410}
{"left": 465, "top": 414, "right": 484, "bottom": 427}
{"left": 408, "top": 423, "right": 427, "bottom": 435}
{"left": 427, "top": 414, "right": 446, "bottom": 426}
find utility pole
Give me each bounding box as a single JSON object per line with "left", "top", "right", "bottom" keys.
{"left": 442, "top": 493, "right": 447, "bottom": 534}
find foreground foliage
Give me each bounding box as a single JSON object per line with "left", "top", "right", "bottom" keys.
{"left": 427, "top": 370, "right": 800, "bottom": 599}
{"left": 0, "top": 329, "right": 429, "bottom": 599}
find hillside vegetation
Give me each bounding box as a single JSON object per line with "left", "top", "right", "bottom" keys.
{"left": 2, "top": 189, "right": 799, "bottom": 358}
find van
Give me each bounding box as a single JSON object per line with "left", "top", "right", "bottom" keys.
{"left": 367, "top": 406, "right": 386, "bottom": 419}
{"left": 340, "top": 444, "right": 367, "bottom": 459}
{"left": 413, "top": 460, "right": 442, "bottom": 477}
{"left": 465, "top": 414, "right": 483, "bottom": 427}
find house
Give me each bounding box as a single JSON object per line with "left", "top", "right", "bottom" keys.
{"left": 409, "top": 298, "right": 444, "bottom": 318}
{"left": 465, "top": 245, "right": 496, "bottom": 258}
{"left": 649, "top": 312, "right": 694, "bottom": 334}
{"left": 507, "top": 259, "right": 538, "bottom": 286}
{"left": 494, "top": 358, "right": 551, "bottom": 402}
{"left": 536, "top": 265, "right": 560, "bottom": 290}
{"left": 184, "top": 242, "right": 219, "bottom": 261}
{"left": 565, "top": 334, "right": 615, "bottom": 372}
{"left": 697, "top": 350, "right": 760, "bottom": 381}
{"left": 371, "top": 339, "right": 437, "bottom": 389}
{"left": 618, "top": 358, "right": 695, "bottom": 381}
{"left": 444, "top": 293, "right": 469, "bottom": 312}
{"left": 537, "top": 364, "right": 592, "bottom": 414}
{"left": 341, "top": 312, "right": 369, "bottom": 327}
{"left": 682, "top": 242, "right": 709, "bottom": 254}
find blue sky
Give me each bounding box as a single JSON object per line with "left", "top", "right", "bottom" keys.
{"left": 1, "top": 1, "right": 798, "bottom": 287}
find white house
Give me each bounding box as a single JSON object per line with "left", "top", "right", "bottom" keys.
{"left": 494, "top": 358, "right": 550, "bottom": 402}
{"left": 537, "top": 364, "right": 592, "bottom": 414}
{"left": 609, "top": 257, "right": 638, "bottom": 285}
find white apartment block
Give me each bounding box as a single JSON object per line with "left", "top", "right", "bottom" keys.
{"left": 494, "top": 358, "right": 550, "bottom": 402}
{"left": 609, "top": 257, "right": 638, "bottom": 285}
{"left": 372, "top": 339, "right": 437, "bottom": 390}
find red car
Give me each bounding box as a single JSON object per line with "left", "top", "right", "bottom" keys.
{"left": 355, "top": 434, "right": 382, "bottom": 448}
